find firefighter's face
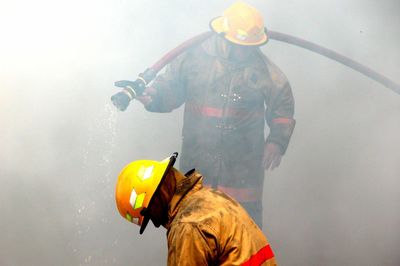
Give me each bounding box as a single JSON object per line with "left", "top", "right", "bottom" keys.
{"left": 228, "top": 42, "right": 256, "bottom": 61}
{"left": 147, "top": 170, "right": 175, "bottom": 228}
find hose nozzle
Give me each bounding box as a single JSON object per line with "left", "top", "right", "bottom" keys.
{"left": 111, "top": 69, "right": 156, "bottom": 111}
{"left": 111, "top": 79, "right": 145, "bottom": 111}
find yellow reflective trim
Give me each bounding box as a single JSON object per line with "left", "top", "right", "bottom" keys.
{"left": 237, "top": 28, "right": 249, "bottom": 36}
{"left": 222, "top": 17, "right": 230, "bottom": 31}
{"left": 126, "top": 213, "right": 132, "bottom": 222}
{"left": 142, "top": 166, "right": 154, "bottom": 180}
{"left": 134, "top": 193, "right": 146, "bottom": 209}
{"left": 132, "top": 217, "right": 139, "bottom": 225}
{"left": 129, "top": 189, "right": 138, "bottom": 208}
{"left": 137, "top": 165, "right": 154, "bottom": 181}
{"left": 137, "top": 166, "right": 146, "bottom": 180}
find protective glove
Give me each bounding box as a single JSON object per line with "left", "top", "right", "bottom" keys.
{"left": 136, "top": 86, "right": 157, "bottom": 106}
{"left": 263, "top": 142, "right": 283, "bottom": 171}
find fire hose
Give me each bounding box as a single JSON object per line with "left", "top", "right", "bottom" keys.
{"left": 111, "top": 30, "right": 400, "bottom": 111}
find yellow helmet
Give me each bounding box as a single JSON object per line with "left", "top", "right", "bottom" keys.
{"left": 210, "top": 1, "right": 268, "bottom": 46}
{"left": 115, "top": 153, "right": 177, "bottom": 234}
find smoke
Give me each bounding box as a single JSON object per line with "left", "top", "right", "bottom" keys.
{"left": 0, "top": 0, "right": 399, "bottom": 265}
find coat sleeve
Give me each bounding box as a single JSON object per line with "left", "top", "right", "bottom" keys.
{"left": 144, "top": 53, "right": 189, "bottom": 113}
{"left": 264, "top": 60, "right": 296, "bottom": 154}
{"left": 167, "top": 222, "right": 218, "bottom": 266}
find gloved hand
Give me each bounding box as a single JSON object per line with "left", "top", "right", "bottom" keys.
{"left": 263, "top": 142, "right": 283, "bottom": 171}
{"left": 136, "top": 86, "right": 157, "bottom": 106}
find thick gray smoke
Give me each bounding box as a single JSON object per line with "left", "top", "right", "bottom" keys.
{"left": 1, "top": 0, "right": 399, "bottom": 265}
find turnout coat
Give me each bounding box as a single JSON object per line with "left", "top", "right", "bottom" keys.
{"left": 166, "top": 170, "right": 277, "bottom": 266}
{"left": 146, "top": 34, "right": 295, "bottom": 203}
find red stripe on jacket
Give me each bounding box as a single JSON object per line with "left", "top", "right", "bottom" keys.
{"left": 271, "top": 117, "right": 293, "bottom": 124}
{"left": 241, "top": 244, "right": 275, "bottom": 266}
{"left": 186, "top": 104, "right": 264, "bottom": 118}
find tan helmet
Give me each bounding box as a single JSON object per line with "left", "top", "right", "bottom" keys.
{"left": 210, "top": 1, "right": 268, "bottom": 46}
{"left": 115, "top": 153, "right": 177, "bottom": 234}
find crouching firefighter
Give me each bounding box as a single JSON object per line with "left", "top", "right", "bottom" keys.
{"left": 115, "top": 153, "right": 278, "bottom": 266}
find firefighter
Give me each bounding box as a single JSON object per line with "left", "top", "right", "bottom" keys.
{"left": 136, "top": 1, "right": 296, "bottom": 227}
{"left": 115, "top": 153, "right": 278, "bottom": 265}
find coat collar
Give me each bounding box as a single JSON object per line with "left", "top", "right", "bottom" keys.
{"left": 166, "top": 169, "right": 203, "bottom": 228}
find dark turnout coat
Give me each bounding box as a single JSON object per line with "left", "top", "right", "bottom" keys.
{"left": 146, "top": 34, "right": 295, "bottom": 203}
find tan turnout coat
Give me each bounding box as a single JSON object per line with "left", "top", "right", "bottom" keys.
{"left": 166, "top": 170, "right": 278, "bottom": 266}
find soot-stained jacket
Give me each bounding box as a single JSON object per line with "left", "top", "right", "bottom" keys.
{"left": 146, "top": 33, "right": 295, "bottom": 202}
{"left": 166, "top": 170, "right": 277, "bottom": 266}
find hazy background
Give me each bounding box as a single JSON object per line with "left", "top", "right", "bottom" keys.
{"left": 1, "top": 0, "right": 399, "bottom": 265}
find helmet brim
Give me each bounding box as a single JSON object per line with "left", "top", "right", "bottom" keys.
{"left": 139, "top": 152, "right": 178, "bottom": 234}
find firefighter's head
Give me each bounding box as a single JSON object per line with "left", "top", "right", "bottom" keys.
{"left": 115, "top": 153, "right": 178, "bottom": 234}
{"left": 210, "top": 1, "right": 268, "bottom": 47}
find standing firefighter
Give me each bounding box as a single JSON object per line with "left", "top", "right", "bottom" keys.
{"left": 135, "top": 1, "right": 295, "bottom": 227}
{"left": 115, "top": 153, "right": 278, "bottom": 265}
